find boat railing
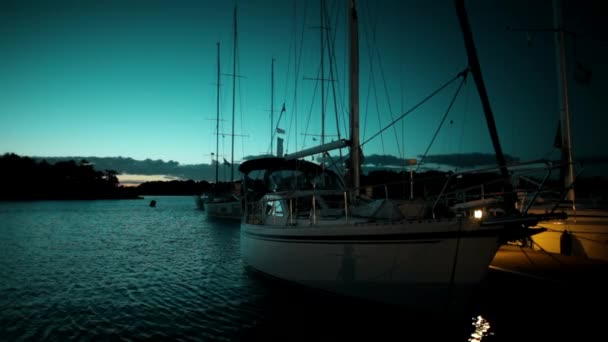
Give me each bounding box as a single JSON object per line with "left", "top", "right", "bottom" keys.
{"left": 244, "top": 189, "right": 352, "bottom": 226}
{"left": 431, "top": 161, "right": 562, "bottom": 219}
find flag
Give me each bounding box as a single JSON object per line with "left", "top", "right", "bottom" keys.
{"left": 276, "top": 127, "right": 285, "bottom": 134}
{"left": 223, "top": 158, "right": 231, "bottom": 166}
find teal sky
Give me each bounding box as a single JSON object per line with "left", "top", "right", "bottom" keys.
{"left": 1, "top": 0, "right": 606, "bottom": 175}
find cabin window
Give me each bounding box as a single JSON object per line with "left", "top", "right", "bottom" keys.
{"left": 266, "top": 200, "right": 284, "bottom": 217}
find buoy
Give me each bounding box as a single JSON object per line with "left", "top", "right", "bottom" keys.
{"left": 149, "top": 200, "right": 157, "bottom": 208}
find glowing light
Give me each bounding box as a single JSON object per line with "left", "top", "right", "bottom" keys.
{"left": 474, "top": 209, "right": 483, "bottom": 219}
{"left": 469, "top": 315, "right": 491, "bottom": 341}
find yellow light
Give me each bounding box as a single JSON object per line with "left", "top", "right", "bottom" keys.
{"left": 474, "top": 209, "right": 483, "bottom": 219}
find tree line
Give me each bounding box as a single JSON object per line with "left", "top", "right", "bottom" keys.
{"left": 0, "top": 153, "right": 138, "bottom": 200}
{"left": 2, "top": 152, "right": 605, "bottom": 201}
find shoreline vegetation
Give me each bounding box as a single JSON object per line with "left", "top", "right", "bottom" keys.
{"left": 1, "top": 153, "right": 141, "bottom": 200}
{"left": 0, "top": 153, "right": 213, "bottom": 200}
{"left": 1, "top": 153, "right": 606, "bottom": 202}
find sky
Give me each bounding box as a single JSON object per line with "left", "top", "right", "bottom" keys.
{"left": 1, "top": 0, "right": 606, "bottom": 180}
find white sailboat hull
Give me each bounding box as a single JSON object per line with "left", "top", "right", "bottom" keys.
{"left": 530, "top": 208, "right": 608, "bottom": 261}
{"left": 241, "top": 218, "right": 502, "bottom": 310}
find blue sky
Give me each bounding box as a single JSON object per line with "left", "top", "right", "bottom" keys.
{"left": 1, "top": 0, "right": 606, "bottom": 177}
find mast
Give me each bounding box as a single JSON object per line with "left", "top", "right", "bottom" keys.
{"left": 215, "top": 42, "right": 220, "bottom": 185}
{"left": 348, "top": 0, "right": 360, "bottom": 194}
{"left": 271, "top": 58, "right": 275, "bottom": 156}
{"left": 230, "top": 6, "right": 237, "bottom": 182}
{"left": 553, "top": 0, "right": 576, "bottom": 206}
{"left": 320, "top": 0, "right": 326, "bottom": 151}
{"left": 454, "top": 0, "right": 516, "bottom": 214}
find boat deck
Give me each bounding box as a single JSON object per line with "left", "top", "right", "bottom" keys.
{"left": 490, "top": 244, "right": 608, "bottom": 285}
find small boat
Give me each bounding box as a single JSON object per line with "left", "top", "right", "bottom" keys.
{"left": 196, "top": 9, "right": 243, "bottom": 220}
{"left": 516, "top": 0, "right": 608, "bottom": 262}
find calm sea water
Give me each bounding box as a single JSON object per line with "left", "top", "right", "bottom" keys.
{"left": 0, "top": 196, "right": 603, "bottom": 341}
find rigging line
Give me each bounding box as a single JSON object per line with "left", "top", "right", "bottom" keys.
{"left": 416, "top": 73, "right": 468, "bottom": 173}
{"left": 529, "top": 239, "right": 569, "bottom": 268}
{"left": 282, "top": 6, "right": 295, "bottom": 105}
{"left": 360, "top": 69, "right": 469, "bottom": 150}
{"left": 325, "top": 0, "right": 348, "bottom": 139}
{"left": 456, "top": 81, "right": 471, "bottom": 170}
{"left": 373, "top": 79, "right": 386, "bottom": 154}
{"left": 323, "top": 1, "right": 342, "bottom": 142}
{"left": 361, "top": 0, "right": 385, "bottom": 152}
{"left": 361, "top": 0, "right": 376, "bottom": 145}
{"left": 301, "top": 64, "right": 322, "bottom": 152}
{"left": 375, "top": 48, "right": 401, "bottom": 157}
{"left": 299, "top": 4, "right": 328, "bottom": 152}
{"left": 324, "top": 69, "right": 469, "bottom": 173}
{"left": 320, "top": 0, "right": 326, "bottom": 148}
{"left": 230, "top": 5, "right": 238, "bottom": 181}
{"left": 284, "top": 0, "right": 309, "bottom": 154}
{"left": 322, "top": 5, "right": 344, "bottom": 162}
{"left": 400, "top": 56, "right": 405, "bottom": 162}
{"left": 237, "top": 35, "right": 246, "bottom": 162}
{"left": 366, "top": 0, "right": 401, "bottom": 159}
{"left": 290, "top": 0, "right": 310, "bottom": 156}
{"left": 518, "top": 245, "right": 540, "bottom": 269}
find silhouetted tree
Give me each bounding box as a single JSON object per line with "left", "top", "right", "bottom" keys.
{"left": 0, "top": 153, "right": 140, "bottom": 200}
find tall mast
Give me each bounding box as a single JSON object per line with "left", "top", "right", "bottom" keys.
{"left": 454, "top": 0, "right": 516, "bottom": 213}
{"left": 215, "top": 42, "right": 220, "bottom": 184}
{"left": 348, "top": 0, "right": 360, "bottom": 194}
{"left": 553, "top": 0, "right": 575, "bottom": 206}
{"left": 230, "top": 6, "right": 237, "bottom": 182}
{"left": 320, "top": 0, "right": 326, "bottom": 152}
{"left": 271, "top": 58, "right": 275, "bottom": 156}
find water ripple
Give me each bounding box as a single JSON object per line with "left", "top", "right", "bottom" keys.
{"left": 0, "top": 197, "right": 258, "bottom": 341}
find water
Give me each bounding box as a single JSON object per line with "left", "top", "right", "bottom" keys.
{"left": 0, "top": 197, "right": 604, "bottom": 341}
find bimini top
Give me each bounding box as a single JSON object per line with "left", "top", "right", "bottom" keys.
{"left": 239, "top": 157, "right": 345, "bottom": 193}
{"left": 238, "top": 157, "right": 328, "bottom": 176}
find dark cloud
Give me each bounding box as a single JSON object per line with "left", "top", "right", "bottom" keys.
{"left": 309, "top": 154, "right": 413, "bottom": 168}
{"left": 418, "top": 153, "right": 519, "bottom": 168}
{"left": 362, "top": 154, "right": 413, "bottom": 167}
{"left": 33, "top": 156, "right": 238, "bottom": 182}
{"left": 39, "top": 151, "right": 605, "bottom": 181}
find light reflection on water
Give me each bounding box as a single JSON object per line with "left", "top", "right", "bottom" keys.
{"left": 469, "top": 315, "right": 492, "bottom": 341}
{"left": 0, "top": 197, "right": 603, "bottom": 341}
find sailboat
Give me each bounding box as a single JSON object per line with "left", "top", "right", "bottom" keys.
{"left": 238, "top": 0, "right": 566, "bottom": 312}
{"left": 523, "top": 0, "right": 608, "bottom": 261}
{"left": 196, "top": 7, "right": 243, "bottom": 220}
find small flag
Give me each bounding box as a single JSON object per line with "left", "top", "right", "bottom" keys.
{"left": 276, "top": 127, "right": 285, "bottom": 134}
{"left": 223, "top": 158, "right": 231, "bottom": 166}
